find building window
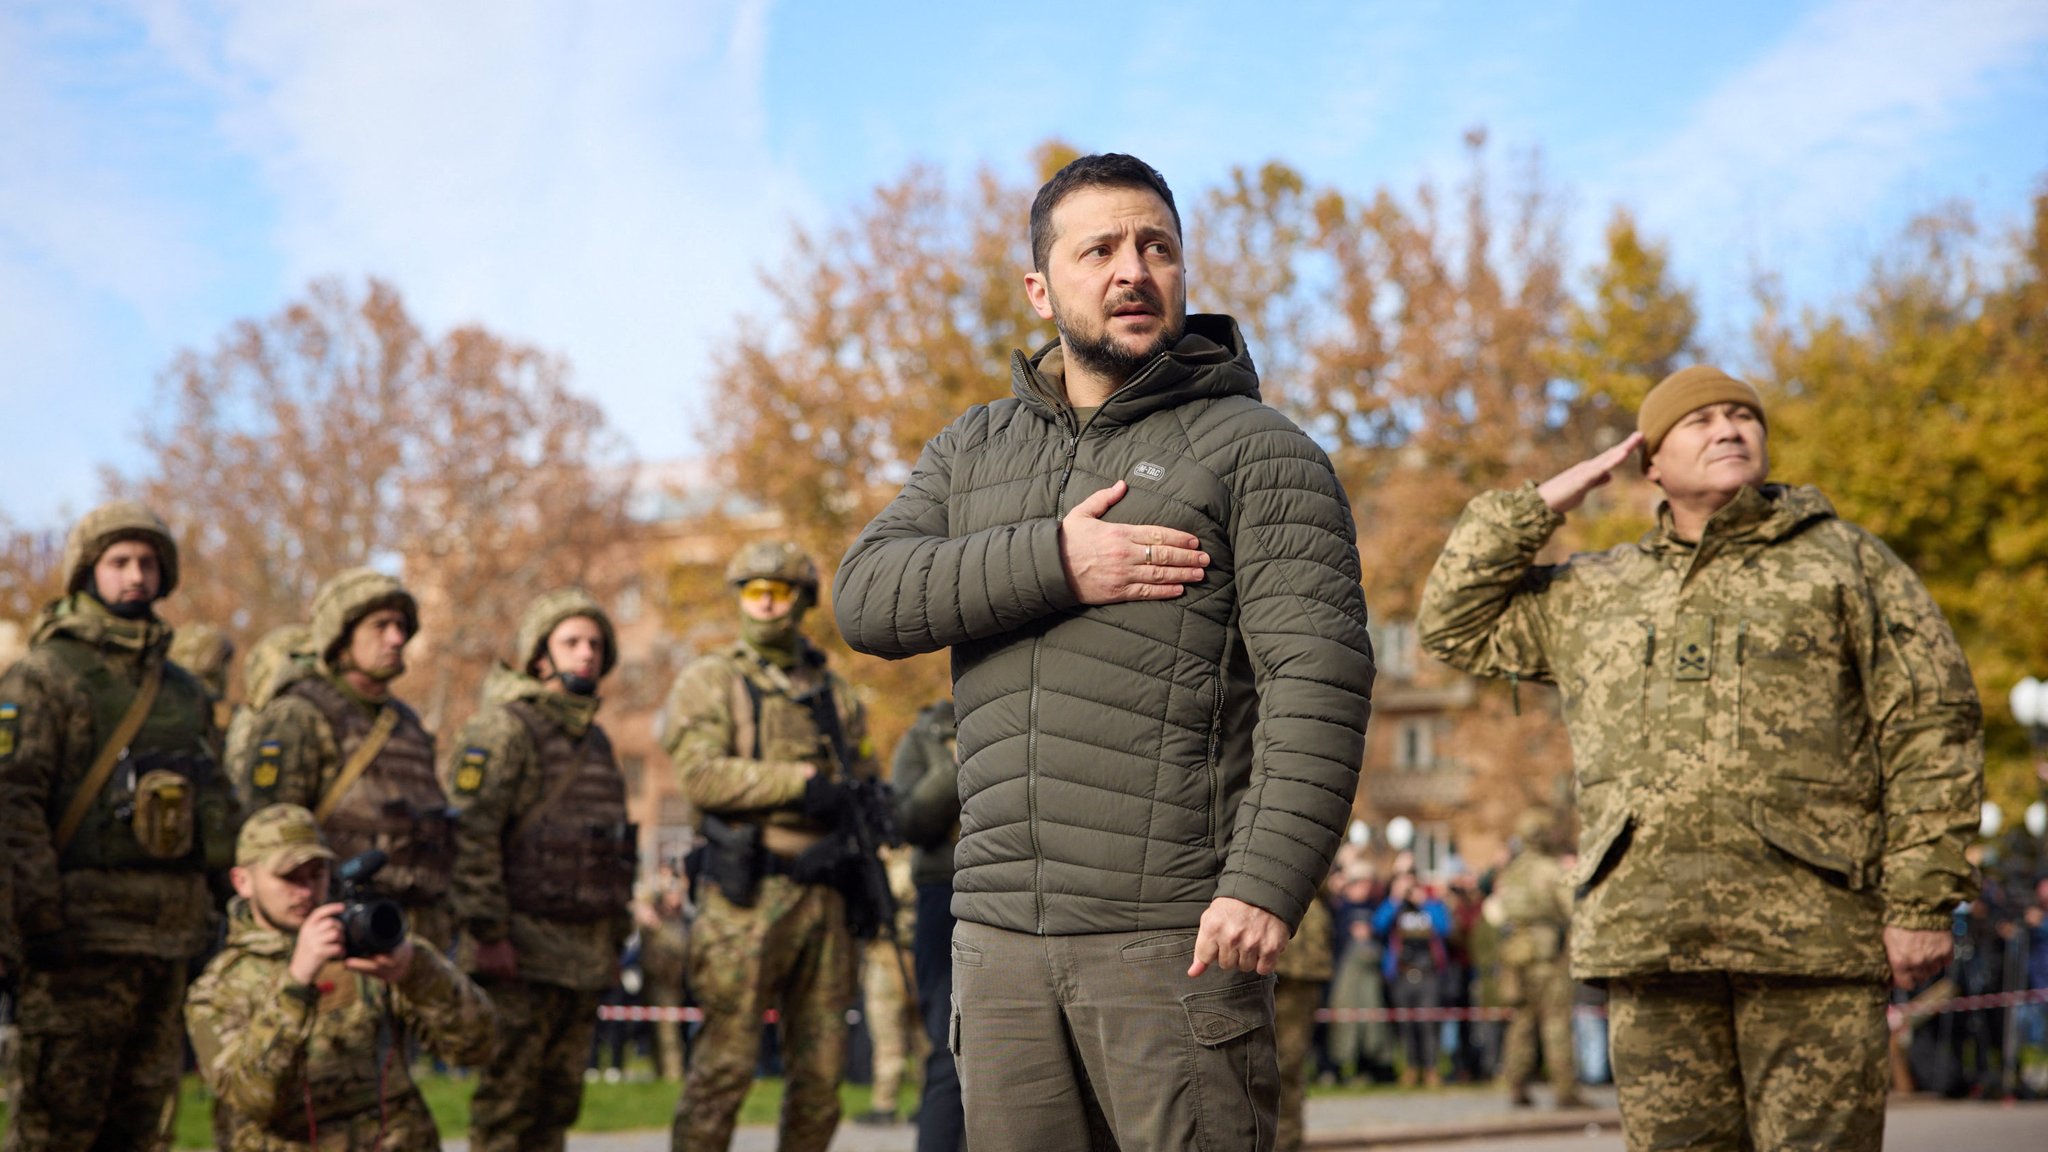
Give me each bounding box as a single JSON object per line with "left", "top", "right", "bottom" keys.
{"left": 1395, "top": 718, "right": 1434, "bottom": 772}
{"left": 1413, "top": 821, "right": 1455, "bottom": 878}
{"left": 1376, "top": 619, "right": 1418, "bottom": 680}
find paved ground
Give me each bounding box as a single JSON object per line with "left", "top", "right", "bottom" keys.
{"left": 450, "top": 1088, "right": 2047, "bottom": 1150}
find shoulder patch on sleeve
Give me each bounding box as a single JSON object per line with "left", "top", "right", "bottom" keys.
{"left": 251, "top": 739, "right": 283, "bottom": 791}
{"left": 453, "top": 746, "right": 490, "bottom": 796}
{"left": 0, "top": 701, "right": 17, "bottom": 761}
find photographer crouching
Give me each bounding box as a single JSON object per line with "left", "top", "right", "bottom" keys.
{"left": 184, "top": 804, "right": 497, "bottom": 1150}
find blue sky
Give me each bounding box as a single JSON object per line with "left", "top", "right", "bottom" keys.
{"left": 3, "top": 0, "right": 2045, "bottom": 529}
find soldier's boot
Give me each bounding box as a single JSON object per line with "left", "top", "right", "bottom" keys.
{"left": 1423, "top": 1067, "right": 1443, "bottom": 1089}
{"left": 1509, "top": 1081, "right": 1534, "bottom": 1106}
{"left": 1554, "top": 1088, "right": 1590, "bottom": 1109}
{"left": 1398, "top": 1066, "right": 1419, "bottom": 1088}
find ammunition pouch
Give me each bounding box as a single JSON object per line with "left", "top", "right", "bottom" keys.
{"left": 324, "top": 799, "right": 455, "bottom": 904}
{"left": 701, "top": 814, "right": 764, "bottom": 908}
{"left": 60, "top": 751, "right": 237, "bottom": 873}
{"left": 505, "top": 820, "right": 639, "bottom": 921}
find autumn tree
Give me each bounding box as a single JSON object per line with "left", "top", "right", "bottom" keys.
{"left": 1756, "top": 191, "right": 2048, "bottom": 812}
{"left": 116, "top": 277, "right": 634, "bottom": 730}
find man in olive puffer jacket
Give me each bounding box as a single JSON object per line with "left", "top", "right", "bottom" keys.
{"left": 836, "top": 152, "right": 1376, "bottom": 1151}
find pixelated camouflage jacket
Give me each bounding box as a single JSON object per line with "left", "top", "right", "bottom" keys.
{"left": 0, "top": 595, "right": 222, "bottom": 962}
{"left": 660, "top": 637, "right": 877, "bottom": 827}
{"left": 184, "top": 898, "right": 497, "bottom": 1151}
{"left": 1418, "top": 482, "right": 1983, "bottom": 982}
{"left": 443, "top": 665, "right": 631, "bottom": 991}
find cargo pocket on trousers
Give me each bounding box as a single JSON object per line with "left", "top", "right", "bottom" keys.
{"left": 1180, "top": 979, "right": 1278, "bottom": 1152}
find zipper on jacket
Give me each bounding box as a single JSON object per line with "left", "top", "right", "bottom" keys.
{"left": 1205, "top": 632, "right": 1233, "bottom": 849}
{"left": 1026, "top": 634, "right": 1047, "bottom": 933}
{"left": 1639, "top": 622, "right": 1656, "bottom": 748}
{"left": 1733, "top": 620, "right": 1747, "bottom": 754}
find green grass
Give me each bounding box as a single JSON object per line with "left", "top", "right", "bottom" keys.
{"left": 5, "top": 1067, "right": 909, "bottom": 1148}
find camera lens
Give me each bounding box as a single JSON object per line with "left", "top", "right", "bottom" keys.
{"left": 342, "top": 896, "right": 409, "bottom": 957}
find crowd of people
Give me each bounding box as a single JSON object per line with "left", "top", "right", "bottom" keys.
{"left": 0, "top": 148, "right": 2017, "bottom": 1152}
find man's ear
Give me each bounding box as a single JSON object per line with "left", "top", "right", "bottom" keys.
{"left": 1023, "top": 271, "right": 1054, "bottom": 321}
{"left": 229, "top": 865, "right": 253, "bottom": 900}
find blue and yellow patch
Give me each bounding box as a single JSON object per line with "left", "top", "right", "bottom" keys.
{"left": 453, "top": 746, "right": 489, "bottom": 796}
{"left": 0, "top": 701, "right": 17, "bottom": 761}
{"left": 252, "top": 739, "right": 283, "bottom": 791}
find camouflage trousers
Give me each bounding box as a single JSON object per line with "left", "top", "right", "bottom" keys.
{"left": 468, "top": 980, "right": 601, "bottom": 1152}
{"left": 670, "top": 876, "right": 852, "bottom": 1152}
{"left": 1273, "top": 976, "right": 1324, "bottom": 1152}
{"left": 860, "top": 938, "right": 924, "bottom": 1115}
{"left": 3, "top": 956, "right": 186, "bottom": 1152}
{"left": 1608, "top": 973, "right": 1887, "bottom": 1152}
{"left": 1500, "top": 959, "right": 1579, "bottom": 1103}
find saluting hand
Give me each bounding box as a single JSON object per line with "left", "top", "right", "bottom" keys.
{"left": 1059, "top": 482, "right": 1209, "bottom": 605}
{"left": 1536, "top": 433, "right": 1644, "bottom": 515}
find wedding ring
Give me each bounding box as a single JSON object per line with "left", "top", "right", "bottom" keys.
{"left": 1144, "top": 544, "right": 1154, "bottom": 566}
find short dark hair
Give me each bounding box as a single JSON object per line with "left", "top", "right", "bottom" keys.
{"left": 1029, "top": 153, "right": 1181, "bottom": 272}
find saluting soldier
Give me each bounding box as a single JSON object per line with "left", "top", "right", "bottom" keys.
{"left": 445, "top": 588, "right": 637, "bottom": 1152}
{"left": 0, "top": 501, "right": 240, "bottom": 1152}
{"left": 231, "top": 568, "right": 454, "bottom": 949}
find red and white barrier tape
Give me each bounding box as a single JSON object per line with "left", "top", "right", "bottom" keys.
{"left": 599, "top": 989, "right": 2048, "bottom": 1029}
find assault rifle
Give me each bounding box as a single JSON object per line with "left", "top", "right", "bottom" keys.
{"left": 795, "top": 681, "right": 918, "bottom": 1014}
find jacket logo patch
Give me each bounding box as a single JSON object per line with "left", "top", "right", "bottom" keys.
{"left": 252, "top": 740, "right": 282, "bottom": 790}
{"left": 0, "top": 701, "right": 15, "bottom": 760}
{"left": 454, "top": 747, "right": 489, "bottom": 795}
{"left": 1131, "top": 461, "right": 1167, "bottom": 483}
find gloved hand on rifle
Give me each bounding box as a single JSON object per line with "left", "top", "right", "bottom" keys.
{"left": 801, "top": 773, "right": 851, "bottom": 823}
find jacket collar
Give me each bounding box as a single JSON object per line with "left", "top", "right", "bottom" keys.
{"left": 1011, "top": 313, "right": 1260, "bottom": 432}
{"left": 31, "top": 592, "right": 170, "bottom": 661}
{"left": 223, "top": 896, "right": 297, "bottom": 960}
{"left": 482, "top": 662, "right": 600, "bottom": 737}
{"left": 1645, "top": 483, "right": 1837, "bottom": 559}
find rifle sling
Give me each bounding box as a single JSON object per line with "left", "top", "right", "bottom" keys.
{"left": 53, "top": 663, "right": 164, "bottom": 853}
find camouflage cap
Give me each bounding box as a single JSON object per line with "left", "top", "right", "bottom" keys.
{"left": 61, "top": 500, "right": 180, "bottom": 599}
{"left": 310, "top": 568, "right": 419, "bottom": 668}
{"left": 169, "top": 622, "right": 234, "bottom": 701}
{"left": 1513, "top": 806, "right": 1556, "bottom": 844}
{"left": 236, "top": 803, "right": 338, "bottom": 873}
{"left": 515, "top": 587, "right": 618, "bottom": 678}
{"left": 724, "top": 540, "right": 819, "bottom": 591}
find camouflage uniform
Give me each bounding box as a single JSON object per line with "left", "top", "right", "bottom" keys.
{"left": 232, "top": 571, "right": 453, "bottom": 950}
{"left": 444, "top": 590, "right": 635, "bottom": 1152}
{"left": 0, "top": 502, "right": 239, "bottom": 1152}
{"left": 1490, "top": 810, "right": 1581, "bottom": 1107}
{"left": 223, "top": 624, "right": 315, "bottom": 779}
{"left": 184, "top": 807, "right": 497, "bottom": 1152}
{"left": 1419, "top": 479, "right": 1983, "bottom": 1150}
{"left": 856, "top": 849, "right": 922, "bottom": 1118}
{"left": 1273, "top": 894, "right": 1334, "bottom": 1152}
{"left": 168, "top": 621, "right": 234, "bottom": 729}
{"left": 637, "top": 887, "right": 690, "bottom": 1082}
{"left": 662, "top": 542, "right": 876, "bottom": 1152}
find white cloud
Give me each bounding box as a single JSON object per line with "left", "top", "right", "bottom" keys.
{"left": 1603, "top": 0, "right": 2048, "bottom": 322}
{"left": 141, "top": 0, "right": 808, "bottom": 463}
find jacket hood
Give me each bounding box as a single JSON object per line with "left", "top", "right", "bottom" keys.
{"left": 31, "top": 591, "right": 171, "bottom": 657}
{"left": 1647, "top": 483, "right": 1836, "bottom": 557}
{"left": 223, "top": 896, "right": 296, "bottom": 960}
{"left": 1012, "top": 313, "right": 1260, "bottom": 429}
{"left": 481, "top": 661, "right": 600, "bottom": 735}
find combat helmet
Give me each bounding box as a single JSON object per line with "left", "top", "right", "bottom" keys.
{"left": 309, "top": 568, "right": 419, "bottom": 669}
{"left": 61, "top": 500, "right": 180, "bottom": 600}
{"left": 168, "top": 622, "right": 235, "bottom": 700}
{"left": 724, "top": 540, "right": 819, "bottom": 591}
{"left": 242, "top": 623, "right": 315, "bottom": 710}
{"left": 515, "top": 587, "right": 618, "bottom": 679}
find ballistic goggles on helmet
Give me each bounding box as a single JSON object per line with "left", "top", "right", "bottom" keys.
{"left": 738, "top": 578, "right": 801, "bottom": 609}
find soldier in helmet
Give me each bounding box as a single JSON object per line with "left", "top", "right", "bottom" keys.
{"left": 222, "top": 623, "right": 315, "bottom": 779}
{"left": 230, "top": 569, "right": 454, "bottom": 949}
{"left": 0, "top": 500, "right": 241, "bottom": 1152}
{"left": 446, "top": 588, "right": 637, "bottom": 1152}
{"left": 1489, "top": 807, "right": 1584, "bottom": 1109}
{"left": 168, "top": 621, "right": 235, "bottom": 729}
{"left": 661, "top": 540, "right": 879, "bottom": 1152}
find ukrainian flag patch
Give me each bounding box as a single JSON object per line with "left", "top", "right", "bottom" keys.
{"left": 0, "top": 702, "right": 17, "bottom": 761}
{"left": 252, "top": 739, "right": 283, "bottom": 790}
{"left": 454, "top": 746, "right": 489, "bottom": 795}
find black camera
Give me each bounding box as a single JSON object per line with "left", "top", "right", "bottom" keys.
{"left": 334, "top": 849, "right": 407, "bottom": 957}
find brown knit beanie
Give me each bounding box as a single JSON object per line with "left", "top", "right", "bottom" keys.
{"left": 1638, "top": 365, "right": 1766, "bottom": 459}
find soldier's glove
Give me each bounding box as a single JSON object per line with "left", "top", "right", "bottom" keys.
{"left": 23, "top": 934, "right": 76, "bottom": 971}
{"left": 800, "top": 776, "right": 851, "bottom": 823}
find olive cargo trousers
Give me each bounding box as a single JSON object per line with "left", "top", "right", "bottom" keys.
{"left": 951, "top": 919, "right": 1279, "bottom": 1152}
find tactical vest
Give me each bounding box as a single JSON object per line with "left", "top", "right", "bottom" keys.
{"left": 720, "top": 645, "right": 853, "bottom": 837}
{"left": 44, "top": 637, "right": 236, "bottom": 873}
{"left": 501, "top": 699, "right": 637, "bottom": 921}
{"left": 286, "top": 677, "right": 451, "bottom": 905}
